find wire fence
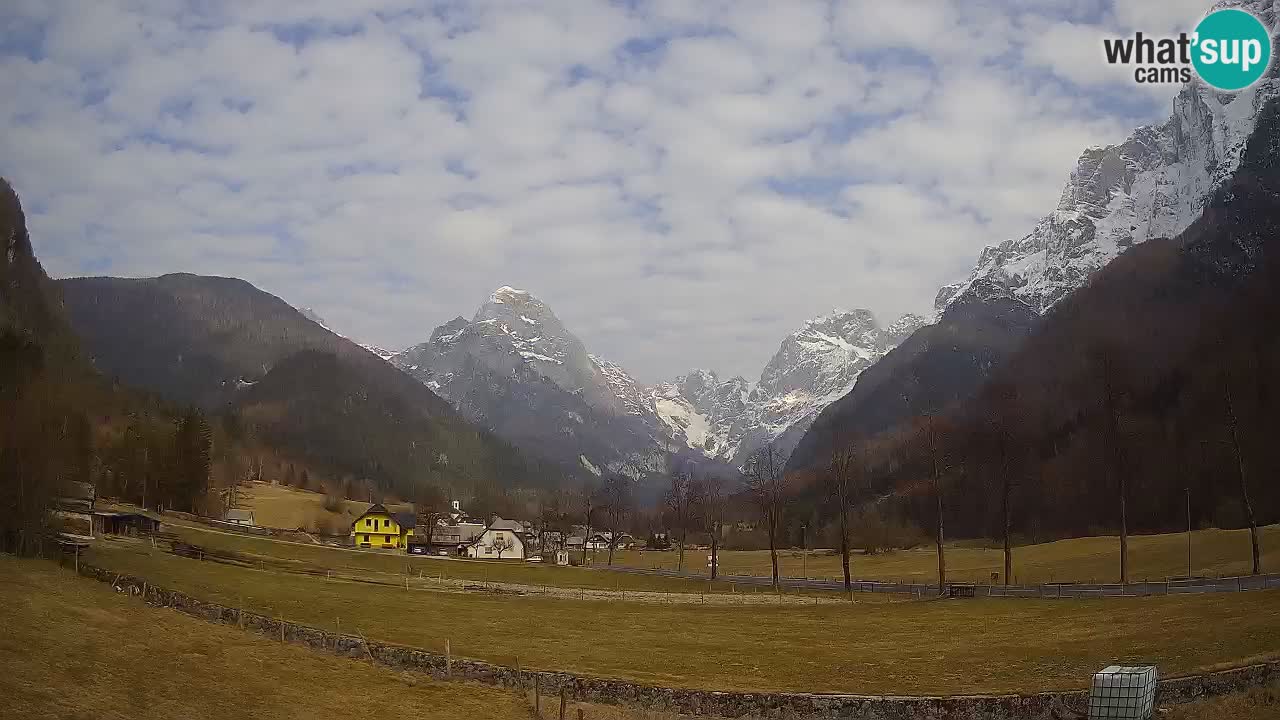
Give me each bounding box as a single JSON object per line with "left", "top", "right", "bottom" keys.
{"left": 607, "top": 565, "right": 1280, "bottom": 599}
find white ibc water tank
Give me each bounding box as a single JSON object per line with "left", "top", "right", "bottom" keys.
{"left": 1088, "top": 665, "right": 1158, "bottom": 719}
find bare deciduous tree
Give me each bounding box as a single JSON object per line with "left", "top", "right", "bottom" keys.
{"left": 909, "top": 413, "right": 954, "bottom": 593}
{"left": 1222, "top": 374, "right": 1261, "bottom": 575}
{"left": 580, "top": 479, "right": 597, "bottom": 566}
{"left": 601, "top": 474, "right": 632, "bottom": 566}
{"left": 667, "top": 470, "right": 693, "bottom": 573}
{"left": 491, "top": 534, "right": 511, "bottom": 559}
{"left": 826, "top": 430, "right": 861, "bottom": 593}
{"left": 1092, "top": 344, "right": 1130, "bottom": 583}
{"left": 744, "top": 445, "right": 790, "bottom": 592}
{"left": 983, "top": 382, "right": 1026, "bottom": 585}
{"left": 692, "top": 474, "right": 727, "bottom": 580}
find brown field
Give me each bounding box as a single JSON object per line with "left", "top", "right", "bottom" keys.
{"left": 81, "top": 538, "right": 1280, "bottom": 696}
{"left": 0, "top": 554, "right": 531, "bottom": 720}
{"left": 235, "top": 481, "right": 410, "bottom": 532}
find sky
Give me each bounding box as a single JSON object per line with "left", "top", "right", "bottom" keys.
{"left": 1, "top": 0, "right": 1215, "bottom": 383}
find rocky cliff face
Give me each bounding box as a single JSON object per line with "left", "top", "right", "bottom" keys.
{"left": 392, "top": 288, "right": 663, "bottom": 475}
{"left": 938, "top": 13, "right": 1280, "bottom": 314}
{"left": 651, "top": 310, "right": 926, "bottom": 464}
{"left": 393, "top": 287, "right": 924, "bottom": 470}
{"left": 793, "top": 0, "right": 1280, "bottom": 470}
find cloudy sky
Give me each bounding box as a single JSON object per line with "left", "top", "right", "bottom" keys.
{"left": 2, "top": 0, "right": 1212, "bottom": 383}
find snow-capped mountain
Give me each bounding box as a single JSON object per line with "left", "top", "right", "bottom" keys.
{"left": 392, "top": 286, "right": 919, "bottom": 471}
{"left": 938, "top": 6, "right": 1280, "bottom": 314}
{"left": 392, "top": 287, "right": 664, "bottom": 475}
{"left": 791, "top": 0, "right": 1280, "bottom": 472}
{"left": 650, "top": 310, "right": 926, "bottom": 464}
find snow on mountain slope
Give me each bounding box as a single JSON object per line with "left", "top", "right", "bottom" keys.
{"left": 299, "top": 307, "right": 333, "bottom": 332}
{"left": 300, "top": 307, "right": 399, "bottom": 361}
{"left": 589, "top": 354, "right": 652, "bottom": 418}
{"left": 649, "top": 310, "right": 926, "bottom": 464}
{"left": 394, "top": 286, "right": 916, "bottom": 469}
{"left": 938, "top": 8, "right": 1280, "bottom": 314}
{"left": 359, "top": 343, "right": 399, "bottom": 361}
{"left": 392, "top": 287, "right": 664, "bottom": 475}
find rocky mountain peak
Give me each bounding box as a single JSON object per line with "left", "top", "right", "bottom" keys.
{"left": 937, "top": 52, "right": 1280, "bottom": 315}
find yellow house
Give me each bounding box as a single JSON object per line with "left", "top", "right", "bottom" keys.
{"left": 350, "top": 504, "right": 416, "bottom": 550}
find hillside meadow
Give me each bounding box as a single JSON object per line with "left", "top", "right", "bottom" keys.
{"left": 0, "top": 555, "right": 532, "bottom": 720}
{"left": 82, "top": 539, "right": 1280, "bottom": 696}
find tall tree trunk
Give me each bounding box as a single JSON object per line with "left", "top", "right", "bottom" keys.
{"left": 936, "top": 482, "right": 946, "bottom": 593}
{"left": 1002, "top": 477, "right": 1012, "bottom": 585}
{"left": 677, "top": 529, "right": 686, "bottom": 574}
{"left": 1119, "top": 474, "right": 1129, "bottom": 583}
{"left": 768, "top": 515, "right": 780, "bottom": 592}
{"left": 710, "top": 524, "right": 719, "bottom": 580}
{"left": 607, "top": 538, "right": 615, "bottom": 566}
{"left": 839, "top": 506, "right": 851, "bottom": 592}
{"left": 1224, "top": 382, "right": 1261, "bottom": 575}
{"left": 1100, "top": 362, "right": 1128, "bottom": 584}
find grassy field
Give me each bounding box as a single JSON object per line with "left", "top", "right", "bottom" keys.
{"left": 226, "top": 483, "right": 1276, "bottom": 586}
{"left": 612, "top": 525, "right": 1280, "bottom": 584}
{"left": 235, "top": 482, "right": 410, "bottom": 532}
{"left": 158, "top": 518, "right": 827, "bottom": 596}
{"left": 0, "top": 554, "right": 532, "bottom": 720}
{"left": 81, "top": 539, "right": 1280, "bottom": 696}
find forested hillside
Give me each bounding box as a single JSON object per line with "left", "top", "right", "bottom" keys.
{"left": 0, "top": 179, "right": 217, "bottom": 551}
{"left": 57, "top": 273, "right": 562, "bottom": 500}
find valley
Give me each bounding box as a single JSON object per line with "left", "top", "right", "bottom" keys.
{"left": 6, "top": 1, "right": 1280, "bottom": 718}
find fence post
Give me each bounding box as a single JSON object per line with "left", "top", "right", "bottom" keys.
{"left": 446, "top": 638, "right": 452, "bottom": 678}
{"left": 516, "top": 656, "right": 522, "bottom": 688}
{"left": 559, "top": 686, "right": 568, "bottom": 720}
{"left": 535, "top": 675, "right": 541, "bottom": 715}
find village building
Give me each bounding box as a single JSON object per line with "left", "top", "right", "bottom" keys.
{"left": 91, "top": 510, "right": 162, "bottom": 537}
{"left": 586, "top": 531, "right": 635, "bottom": 551}
{"left": 414, "top": 520, "right": 485, "bottom": 555}
{"left": 466, "top": 518, "right": 527, "bottom": 559}
{"left": 350, "top": 503, "right": 416, "bottom": 549}
{"left": 224, "top": 508, "right": 255, "bottom": 526}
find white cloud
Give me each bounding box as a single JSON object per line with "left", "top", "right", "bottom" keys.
{"left": 2, "top": 0, "right": 1192, "bottom": 383}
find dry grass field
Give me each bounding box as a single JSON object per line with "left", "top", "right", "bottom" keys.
{"left": 235, "top": 482, "right": 411, "bottom": 532}
{"left": 158, "top": 518, "right": 778, "bottom": 595}
{"left": 81, "top": 539, "right": 1280, "bottom": 696}
{"left": 0, "top": 554, "right": 532, "bottom": 720}
{"left": 611, "top": 525, "right": 1280, "bottom": 584}
{"left": 216, "top": 483, "right": 1276, "bottom": 590}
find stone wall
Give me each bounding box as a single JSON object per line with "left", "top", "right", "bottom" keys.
{"left": 78, "top": 564, "right": 1278, "bottom": 720}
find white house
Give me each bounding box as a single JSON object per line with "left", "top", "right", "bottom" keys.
{"left": 586, "top": 531, "right": 634, "bottom": 551}
{"left": 466, "top": 518, "right": 527, "bottom": 559}
{"left": 225, "top": 509, "right": 255, "bottom": 526}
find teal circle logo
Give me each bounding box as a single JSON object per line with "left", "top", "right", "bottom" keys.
{"left": 1192, "top": 8, "right": 1272, "bottom": 91}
